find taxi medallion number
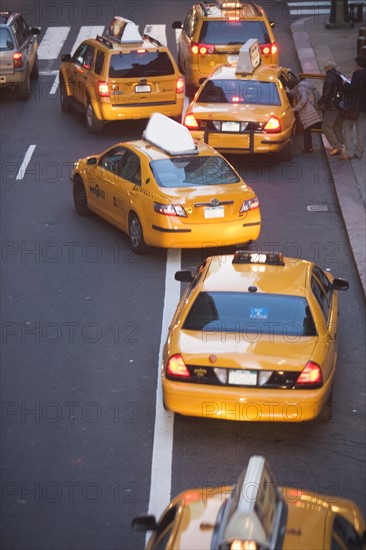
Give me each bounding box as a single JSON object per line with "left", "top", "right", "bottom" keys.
{"left": 135, "top": 84, "right": 151, "bottom": 93}
{"left": 222, "top": 121, "right": 240, "bottom": 132}
{"left": 204, "top": 206, "right": 224, "bottom": 219}
{"left": 229, "top": 370, "right": 257, "bottom": 385}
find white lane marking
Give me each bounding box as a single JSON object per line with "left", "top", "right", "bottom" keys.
{"left": 144, "top": 24, "right": 167, "bottom": 46}
{"left": 70, "top": 26, "right": 105, "bottom": 55}
{"left": 49, "top": 73, "right": 59, "bottom": 95}
{"left": 37, "top": 27, "right": 70, "bottom": 60}
{"left": 39, "top": 70, "right": 59, "bottom": 75}
{"left": 16, "top": 145, "right": 36, "bottom": 180}
{"left": 287, "top": 2, "right": 331, "bottom": 5}
{"left": 289, "top": 8, "right": 331, "bottom": 14}
{"left": 147, "top": 249, "right": 181, "bottom": 521}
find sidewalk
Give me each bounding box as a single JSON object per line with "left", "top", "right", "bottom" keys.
{"left": 291, "top": 16, "right": 366, "bottom": 297}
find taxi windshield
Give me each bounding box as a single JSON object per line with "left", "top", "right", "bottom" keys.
{"left": 183, "top": 292, "right": 317, "bottom": 336}
{"left": 199, "top": 20, "right": 271, "bottom": 45}
{"left": 150, "top": 156, "right": 240, "bottom": 187}
{"left": 109, "top": 51, "right": 175, "bottom": 78}
{"left": 197, "top": 80, "right": 281, "bottom": 105}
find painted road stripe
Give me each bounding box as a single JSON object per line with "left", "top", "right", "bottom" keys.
{"left": 38, "top": 27, "right": 70, "bottom": 60}
{"left": 288, "top": 2, "right": 331, "bottom": 5}
{"left": 289, "top": 9, "right": 332, "bottom": 14}
{"left": 49, "top": 73, "right": 59, "bottom": 95}
{"left": 144, "top": 24, "right": 167, "bottom": 46}
{"left": 70, "top": 26, "right": 105, "bottom": 54}
{"left": 147, "top": 249, "right": 181, "bottom": 523}
{"left": 16, "top": 145, "right": 36, "bottom": 180}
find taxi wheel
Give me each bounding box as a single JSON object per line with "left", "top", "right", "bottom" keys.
{"left": 86, "top": 100, "right": 104, "bottom": 134}
{"left": 60, "top": 79, "right": 71, "bottom": 113}
{"left": 317, "top": 390, "right": 333, "bottom": 422}
{"left": 30, "top": 54, "right": 39, "bottom": 80}
{"left": 73, "top": 176, "right": 90, "bottom": 216}
{"left": 128, "top": 213, "right": 148, "bottom": 254}
{"left": 19, "top": 72, "right": 31, "bottom": 101}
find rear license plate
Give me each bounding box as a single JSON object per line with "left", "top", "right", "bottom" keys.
{"left": 222, "top": 121, "right": 240, "bottom": 132}
{"left": 135, "top": 84, "right": 151, "bottom": 93}
{"left": 229, "top": 370, "right": 257, "bottom": 385}
{"left": 204, "top": 206, "right": 224, "bottom": 219}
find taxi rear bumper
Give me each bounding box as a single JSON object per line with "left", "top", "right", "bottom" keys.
{"left": 95, "top": 98, "right": 184, "bottom": 121}
{"left": 190, "top": 129, "right": 291, "bottom": 154}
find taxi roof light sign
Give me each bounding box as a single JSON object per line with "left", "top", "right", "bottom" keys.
{"left": 233, "top": 251, "right": 284, "bottom": 266}
{"left": 106, "top": 16, "right": 143, "bottom": 43}
{"left": 143, "top": 113, "right": 198, "bottom": 156}
{"left": 235, "top": 39, "right": 261, "bottom": 75}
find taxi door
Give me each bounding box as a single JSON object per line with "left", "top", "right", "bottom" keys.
{"left": 87, "top": 147, "right": 125, "bottom": 218}
{"left": 69, "top": 43, "right": 95, "bottom": 106}
{"left": 107, "top": 148, "right": 143, "bottom": 232}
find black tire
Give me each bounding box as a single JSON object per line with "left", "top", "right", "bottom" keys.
{"left": 279, "top": 133, "right": 294, "bottom": 162}
{"left": 73, "top": 176, "right": 90, "bottom": 216}
{"left": 60, "top": 77, "right": 71, "bottom": 113}
{"left": 19, "top": 72, "right": 31, "bottom": 100}
{"left": 128, "top": 213, "right": 148, "bottom": 254}
{"left": 317, "top": 390, "right": 333, "bottom": 422}
{"left": 86, "top": 99, "right": 104, "bottom": 134}
{"left": 30, "top": 54, "right": 39, "bottom": 80}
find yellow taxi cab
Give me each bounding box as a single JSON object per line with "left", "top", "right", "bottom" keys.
{"left": 132, "top": 455, "right": 366, "bottom": 549}
{"left": 162, "top": 250, "right": 349, "bottom": 422}
{"left": 59, "top": 17, "right": 184, "bottom": 133}
{"left": 71, "top": 114, "right": 261, "bottom": 253}
{"left": 172, "top": 0, "right": 278, "bottom": 93}
{"left": 184, "top": 39, "right": 298, "bottom": 160}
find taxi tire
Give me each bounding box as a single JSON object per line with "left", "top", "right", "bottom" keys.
{"left": 73, "top": 177, "right": 90, "bottom": 216}
{"left": 317, "top": 390, "right": 333, "bottom": 422}
{"left": 60, "top": 78, "right": 71, "bottom": 113}
{"left": 86, "top": 100, "right": 104, "bottom": 134}
{"left": 30, "top": 54, "right": 39, "bottom": 80}
{"left": 128, "top": 213, "right": 148, "bottom": 254}
{"left": 19, "top": 72, "right": 31, "bottom": 101}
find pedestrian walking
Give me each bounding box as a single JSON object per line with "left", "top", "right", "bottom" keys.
{"left": 339, "top": 56, "right": 366, "bottom": 160}
{"left": 287, "top": 77, "right": 323, "bottom": 153}
{"left": 317, "top": 61, "right": 344, "bottom": 155}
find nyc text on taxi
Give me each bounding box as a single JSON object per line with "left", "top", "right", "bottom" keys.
{"left": 162, "top": 251, "right": 349, "bottom": 422}
{"left": 184, "top": 39, "right": 298, "bottom": 160}
{"left": 71, "top": 114, "right": 261, "bottom": 253}
{"left": 59, "top": 17, "right": 184, "bottom": 133}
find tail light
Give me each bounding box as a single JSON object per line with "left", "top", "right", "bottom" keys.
{"left": 260, "top": 43, "right": 278, "bottom": 56}
{"left": 176, "top": 76, "right": 184, "bottom": 94}
{"left": 97, "top": 80, "right": 110, "bottom": 97}
{"left": 166, "top": 354, "right": 190, "bottom": 378}
{"left": 295, "top": 361, "right": 323, "bottom": 387}
{"left": 239, "top": 197, "right": 259, "bottom": 213}
{"left": 263, "top": 116, "right": 281, "bottom": 133}
{"left": 13, "top": 52, "right": 23, "bottom": 69}
{"left": 191, "top": 42, "right": 215, "bottom": 55}
{"left": 184, "top": 113, "right": 199, "bottom": 129}
{"left": 154, "top": 202, "right": 187, "bottom": 217}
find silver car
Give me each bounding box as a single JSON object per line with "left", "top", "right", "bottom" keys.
{"left": 0, "top": 11, "right": 40, "bottom": 100}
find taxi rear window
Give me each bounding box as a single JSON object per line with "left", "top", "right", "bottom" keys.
{"left": 0, "top": 28, "right": 14, "bottom": 51}
{"left": 150, "top": 156, "right": 240, "bottom": 188}
{"left": 183, "top": 292, "right": 317, "bottom": 336}
{"left": 199, "top": 21, "right": 271, "bottom": 45}
{"left": 109, "top": 51, "right": 175, "bottom": 78}
{"left": 197, "top": 80, "right": 281, "bottom": 105}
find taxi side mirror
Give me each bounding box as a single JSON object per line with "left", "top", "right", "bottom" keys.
{"left": 131, "top": 515, "right": 157, "bottom": 532}
{"left": 332, "top": 278, "right": 349, "bottom": 290}
{"left": 31, "top": 27, "right": 40, "bottom": 35}
{"left": 172, "top": 21, "right": 183, "bottom": 29}
{"left": 175, "top": 270, "right": 194, "bottom": 283}
{"left": 87, "top": 157, "right": 97, "bottom": 166}
{"left": 270, "top": 21, "right": 275, "bottom": 28}
{"left": 61, "top": 53, "right": 72, "bottom": 63}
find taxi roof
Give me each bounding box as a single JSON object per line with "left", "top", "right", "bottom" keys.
{"left": 211, "top": 63, "right": 283, "bottom": 82}
{"left": 201, "top": 254, "right": 311, "bottom": 296}
{"left": 197, "top": 0, "right": 264, "bottom": 19}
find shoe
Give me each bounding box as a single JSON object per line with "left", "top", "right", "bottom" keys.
{"left": 355, "top": 154, "right": 363, "bottom": 159}
{"left": 339, "top": 154, "right": 354, "bottom": 160}
{"left": 328, "top": 148, "right": 342, "bottom": 156}
{"left": 302, "top": 148, "right": 313, "bottom": 153}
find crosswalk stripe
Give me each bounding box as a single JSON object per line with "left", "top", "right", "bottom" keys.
{"left": 70, "top": 26, "right": 105, "bottom": 55}
{"left": 37, "top": 27, "right": 70, "bottom": 60}
{"left": 289, "top": 9, "right": 331, "bottom": 14}
{"left": 143, "top": 24, "right": 167, "bottom": 46}
{"left": 287, "top": 2, "right": 331, "bottom": 5}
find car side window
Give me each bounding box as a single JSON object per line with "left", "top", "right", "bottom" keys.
{"left": 72, "top": 43, "right": 90, "bottom": 66}
{"left": 119, "top": 150, "right": 141, "bottom": 185}
{"left": 311, "top": 275, "right": 330, "bottom": 321}
{"left": 99, "top": 147, "right": 126, "bottom": 174}
{"left": 331, "top": 515, "right": 363, "bottom": 550}
{"left": 82, "top": 46, "right": 95, "bottom": 70}
{"left": 11, "top": 20, "right": 27, "bottom": 47}
{"left": 183, "top": 10, "right": 197, "bottom": 39}
{"left": 313, "top": 265, "right": 333, "bottom": 304}
{"left": 150, "top": 506, "right": 177, "bottom": 550}
{"left": 94, "top": 50, "right": 105, "bottom": 75}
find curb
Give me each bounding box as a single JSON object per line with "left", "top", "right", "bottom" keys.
{"left": 290, "top": 18, "right": 366, "bottom": 298}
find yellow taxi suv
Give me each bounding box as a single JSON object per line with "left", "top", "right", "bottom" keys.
{"left": 162, "top": 250, "right": 349, "bottom": 422}
{"left": 71, "top": 114, "right": 261, "bottom": 253}
{"left": 59, "top": 17, "right": 184, "bottom": 133}
{"left": 173, "top": 0, "right": 278, "bottom": 93}
{"left": 184, "top": 39, "right": 298, "bottom": 160}
{"left": 132, "top": 455, "right": 366, "bottom": 549}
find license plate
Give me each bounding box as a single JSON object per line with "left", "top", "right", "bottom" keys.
{"left": 222, "top": 121, "right": 240, "bottom": 132}
{"left": 135, "top": 84, "right": 151, "bottom": 93}
{"left": 229, "top": 370, "right": 257, "bottom": 386}
{"left": 204, "top": 206, "right": 224, "bottom": 219}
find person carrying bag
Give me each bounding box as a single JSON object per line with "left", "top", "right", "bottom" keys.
{"left": 287, "top": 77, "right": 323, "bottom": 153}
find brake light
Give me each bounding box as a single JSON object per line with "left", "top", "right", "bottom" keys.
{"left": 176, "top": 76, "right": 184, "bottom": 94}
{"left": 240, "top": 197, "right": 259, "bottom": 213}
{"left": 271, "top": 44, "right": 278, "bottom": 54}
{"left": 191, "top": 42, "right": 215, "bottom": 55}
{"left": 13, "top": 51, "right": 23, "bottom": 69}
{"left": 154, "top": 202, "right": 187, "bottom": 217}
{"left": 97, "top": 80, "right": 110, "bottom": 97}
{"left": 295, "top": 362, "right": 323, "bottom": 386}
{"left": 136, "top": 49, "right": 146, "bottom": 53}
{"left": 184, "top": 113, "right": 199, "bottom": 129}
{"left": 263, "top": 116, "right": 281, "bottom": 133}
{"left": 166, "top": 354, "right": 190, "bottom": 378}
{"left": 260, "top": 43, "right": 277, "bottom": 56}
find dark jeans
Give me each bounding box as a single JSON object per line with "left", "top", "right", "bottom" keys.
{"left": 303, "top": 122, "right": 322, "bottom": 150}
